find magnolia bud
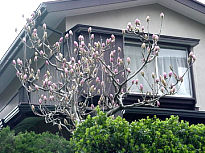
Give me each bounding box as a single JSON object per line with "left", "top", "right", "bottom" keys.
{"left": 140, "top": 84, "right": 143, "bottom": 91}
{"left": 160, "top": 12, "right": 164, "bottom": 19}
{"left": 169, "top": 71, "right": 172, "bottom": 77}
{"left": 43, "top": 23, "right": 46, "bottom": 30}
{"left": 141, "top": 43, "right": 146, "bottom": 49}
{"left": 127, "top": 57, "right": 131, "bottom": 64}
{"left": 12, "top": 60, "right": 16, "bottom": 65}
{"left": 135, "top": 18, "right": 141, "bottom": 26}
{"left": 88, "top": 27, "right": 92, "bottom": 33}
{"left": 69, "top": 30, "right": 73, "bottom": 35}
{"left": 146, "top": 16, "right": 150, "bottom": 22}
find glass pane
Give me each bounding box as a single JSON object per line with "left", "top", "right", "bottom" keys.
{"left": 124, "top": 44, "right": 156, "bottom": 93}
{"left": 158, "top": 48, "right": 192, "bottom": 97}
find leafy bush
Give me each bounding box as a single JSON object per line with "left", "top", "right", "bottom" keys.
{"left": 71, "top": 110, "right": 205, "bottom": 153}
{"left": 0, "top": 127, "right": 71, "bottom": 153}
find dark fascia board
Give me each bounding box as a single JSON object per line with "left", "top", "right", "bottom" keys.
{"left": 175, "top": 0, "right": 205, "bottom": 14}
{"left": 2, "top": 103, "right": 205, "bottom": 129}
{"left": 43, "top": 0, "right": 139, "bottom": 13}
{"left": 125, "top": 107, "right": 205, "bottom": 119}
{"left": 69, "top": 24, "right": 200, "bottom": 47}
{"left": 43, "top": 0, "right": 205, "bottom": 14}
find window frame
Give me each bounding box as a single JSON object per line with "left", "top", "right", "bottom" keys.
{"left": 123, "top": 33, "right": 199, "bottom": 110}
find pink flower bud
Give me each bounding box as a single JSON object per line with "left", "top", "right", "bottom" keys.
{"left": 91, "top": 104, "right": 94, "bottom": 109}
{"left": 33, "top": 28, "right": 37, "bottom": 34}
{"left": 110, "top": 58, "right": 114, "bottom": 63}
{"left": 152, "top": 72, "right": 155, "bottom": 78}
{"left": 101, "top": 81, "right": 104, "bottom": 86}
{"left": 118, "top": 47, "right": 121, "bottom": 52}
{"left": 127, "top": 22, "right": 132, "bottom": 31}
{"left": 88, "top": 27, "right": 92, "bottom": 33}
{"left": 169, "top": 71, "right": 172, "bottom": 77}
{"left": 73, "top": 41, "right": 78, "bottom": 47}
{"left": 81, "top": 41, "right": 85, "bottom": 47}
{"left": 17, "top": 58, "right": 22, "bottom": 65}
{"left": 43, "top": 96, "right": 47, "bottom": 101}
{"left": 152, "top": 34, "right": 159, "bottom": 41}
{"left": 23, "top": 74, "right": 27, "bottom": 80}
{"left": 132, "top": 80, "right": 135, "bottom": 84}
{"left": 79, "top": 79, "right": 84, "bottom": 86}
{"left": 48, "top": 81, "right": 52, "bottom": 86}
{"left": 106, "top": 38, "right": 111, "bottom": 45}
{"left": 59, "top": 37, "right": 63, "bottom": 43}
{"left": 135, "top": 79, "right": 139, "bottom": 85}
{"left": 45, "top": 60, "right": 49, "bottom": 65}
{"left": 154, "top": 46, "right": 160, "bottom": 51}
{"left": 156, "top": 78, "right": 159, "bottom": 83}
{"left": 70, "top": 69, "right": 74, "bottom": 73}
{"left": 111, "top": 34, "right": 115, "bottom": 40}
{"left": 146, "top": 16, "right": 150, "bottom": 22}
{"left": 65, "top": 33, "right": 69, "bottom": 39}
{"left": 55, "top": 42, "right": 60, "bottom": 47}
{"left": 141, "top": 43, "right": 146, "bottom": 49}
{"left": 114, "top": 69, "right": 118, "bottom": 74}
{"left": 163, "top": 72, "right": 167, "bottom": 79}
{"left": 78, "top": 35, "right": 84, "bottom": 41}
{"left": 40, "top": 50, "right": 44, "bottom": 56}
{"left": 34, "top": 56, "right": 38, "bottom": 61}
{"left": 110, "top": 94, "right": 114, "bottom": 99}
{"left": 160, "top": 12, "right": 164, "bottom": 19}
{"left": 96, "top": 77, "right": 100, "bottom": 83}
{"left": 12, "top": 60, "right": 16, "bottom": 65}
{"left": 189, "top": 51, "right": 194, "bottom": 57}
{"left": 71, "top": 57, "right": 75, "bottom": 63}
{"left": 43, "top": 23, "right": 46, "bottom": 30}
{"left": 127, "top": 57, "right": 131, "bottom": 64}
{"left": 140, "top": 84, "right": 143, "bottom": 91}
{"left": 35, "top": 85, "right": 39, "bottom": 90}
{"left": 126, "top": 68, "right": 131, "bottom": 73}
{"left": 22, "top": 37, "right": 26, "bottom": 43}
{"left": 69, "top": 30, "right": 73, "bottom": 35}
{"left": 89, "top": 34, "right": 94, "bottom": 40}
{"left": 39, "top": 98, "right": 42, "bottom": 104}
{"left": 135, "top": 18, "right": 141, "bottom": 26}
{"left": 157, "top": 101, "right": 160, "bottom": 107}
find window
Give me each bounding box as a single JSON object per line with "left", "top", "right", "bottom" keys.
{"left": 124, "top": 42, "right": 192, "bottom": 97}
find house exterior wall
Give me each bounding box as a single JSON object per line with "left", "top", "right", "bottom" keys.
{"left": 66, "top": 4, "right": 205, "bottom": 110}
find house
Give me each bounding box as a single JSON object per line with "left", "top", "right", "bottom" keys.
{"left": 1, "top": 0, "right": 205, "bottom": 131}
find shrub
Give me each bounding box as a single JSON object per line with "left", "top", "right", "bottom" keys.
{"left": 0, "top": 127, "right": 71, "bottom": 153}
{"left": 70, "top": 110, "right": 205, "bottom": 153}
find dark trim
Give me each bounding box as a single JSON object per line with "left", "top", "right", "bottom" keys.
{"left": 125, "top": 33, "right": 200, "bottom": 47}
{"left": 124, "top": 106, "right": 205, "bottom": 124}
{"left": 44, "top": 0, "right": 205, "bottom": 15}
{"left": 70, "top": 24, "right": 200, "bottom": 47}
{"left": 175, "top": 0, "right": 205, "bottom": 14}
{"left": 44, "top": 0, "right": 137, "bottom": 13}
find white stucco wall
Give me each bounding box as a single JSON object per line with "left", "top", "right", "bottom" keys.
{"left": 66, "top": 4, "right": 205, "bottom": 110}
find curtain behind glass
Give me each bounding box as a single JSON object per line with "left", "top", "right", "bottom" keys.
{"left": 124, "top": 44, "right": 155, "bottom": 93}
{"left": 158, "top": 48, "right": 192, "bottom": 97}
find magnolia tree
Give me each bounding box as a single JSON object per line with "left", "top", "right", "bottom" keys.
{"left": 13, "top": 11, "right": 196, "bottom": 132}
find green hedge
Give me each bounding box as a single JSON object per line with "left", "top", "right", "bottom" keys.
{"left": 0, "top": 127, "right": 71, "bottom": 153}
{"left": 2, "top": 112, "right": 205, "bottom": 153}
{"left": 70, "top": 110, "right": 205, "bottom": 153}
